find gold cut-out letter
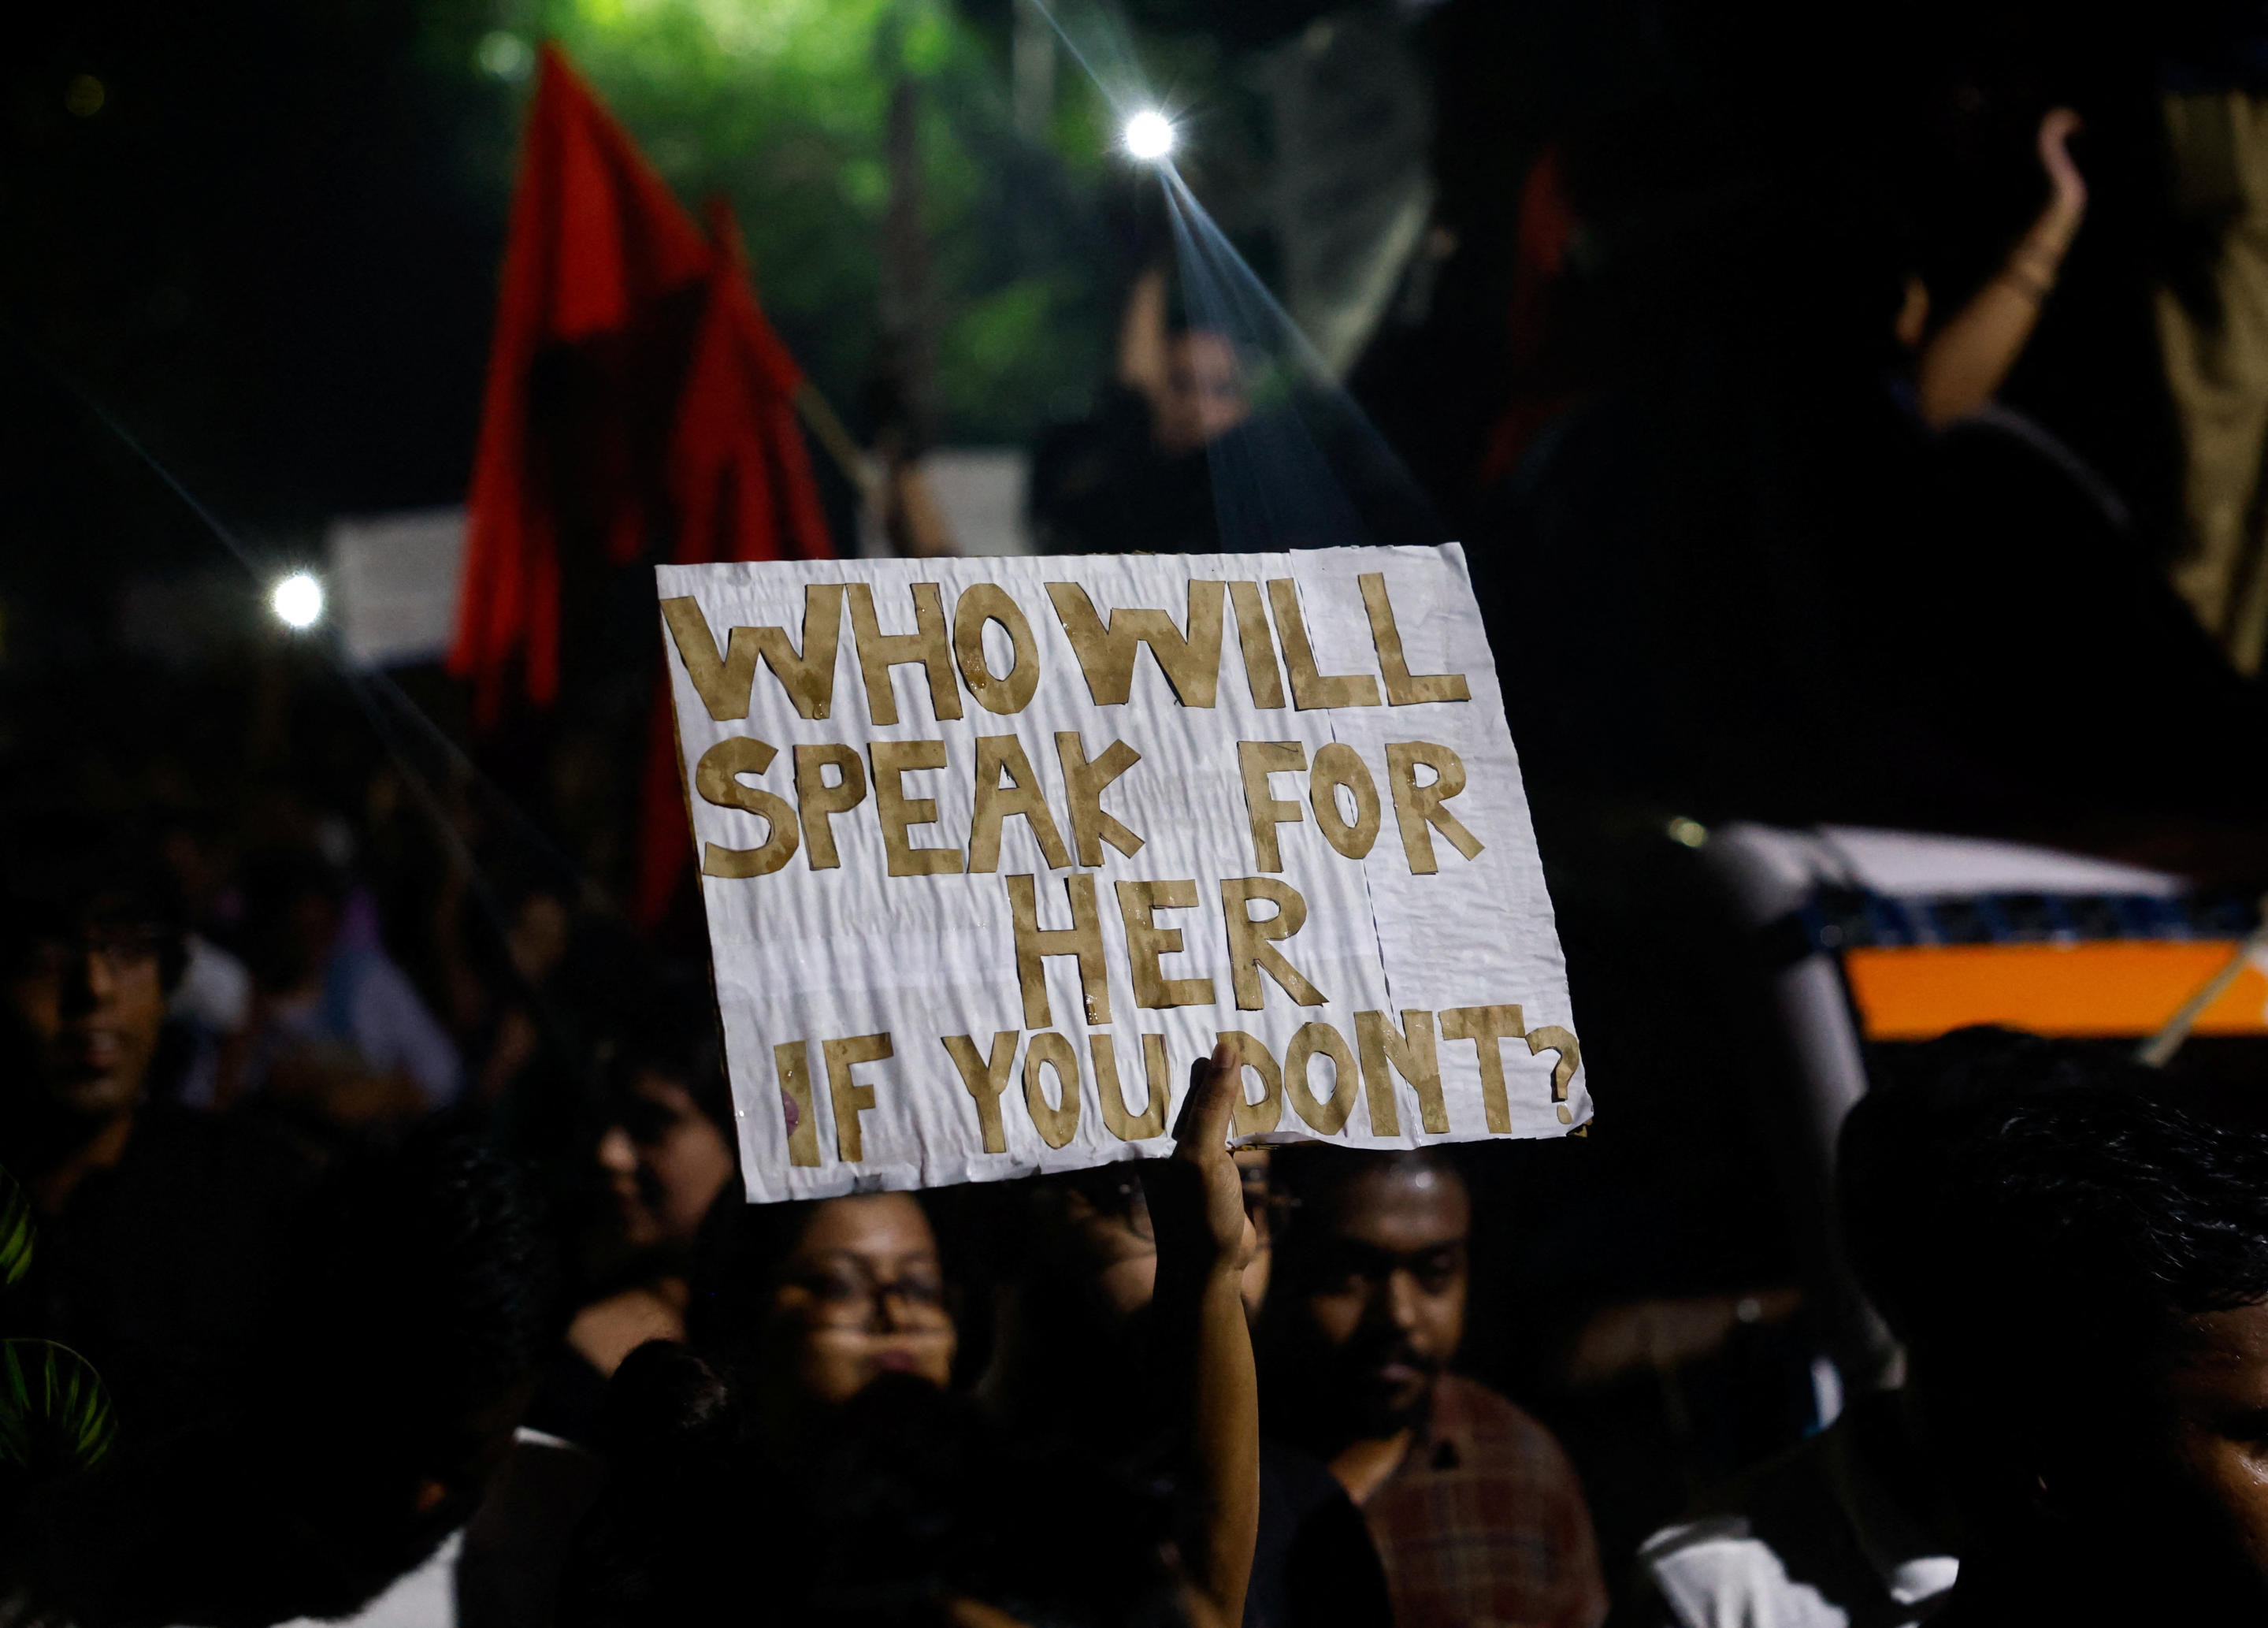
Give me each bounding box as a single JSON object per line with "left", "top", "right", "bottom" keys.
{"left": 1355, "top": 1009, "right": 1447, "bottom": 1135}
{"left": 1385, "top": 742, "right": 1484, "bottom": 875}
{"left": 1228, "top": 580, "right": 1287, "bottom": 708}
{"left": 952, "top": 582, "right": 1041, "bottom": 716}
{"left": 696, "top": 738, "right": 800, "bottom": 878}
{"left": 1045, "top": 580, "right": 1225, "bottom": 707}
{"left": 1091, "top": 1032, "right": 1169, "bottom": 1142}
{"left": 660, "top": 597, "right": 760, "bottom": 722}
{"left": 1022, "top": 1031, "right": 1083, "bottom": 1150}
{"left": 822, "top": 1032, "right": 892, "bottom": 1162}
{"left": 1285, "top": 1021, "right": 1358, "bottom": 1136}
{"left": 967, "top": 735, "right": 1072, "bottom": 875}
{"left": 943, "top": 1031, "right": 1019, "bottom": 1154}
{"left": 1440, "top": 1004, "right": 1527, "bottom": 1133}
{"left": 760, "top": 585, "right": 847, "bottom": 719}
{"left": 1115, "top": 879, "right": 1213, "bottom": 1009}
{"left": 774, "top": 1039, "right": 822, "bottom": 1167}
{"left": 1266, "top": 578, "right": 1380, "bottom": 711}
{"left": 1007, "top": 873, "right": 1113, "bottom": 1028}
{"left": 1053, "top": 733, "right": 1145, "bottom": 865}
{"left": 870, "top": 740, "right": 961, "bottom": 877}
{"left": 1219, "top": 1030, "right": 1283, "bottom": 1136}
{"left": 794, "top": 744, "right": 867, "bottom": 871}
{"left": 1220, "top": 878, "right": 1327, "bottom": 1011}
{"left": 1360, "top": 572, "right": 1470, "bottom": 706}
{"left": 847, "top": 582, "right": 963, "bottom": 726}
{"left": 661, "top": 588, "right": 844, "bottom": 721}
{"left": 1237, "top": 742, "right": 1308, "bottom": 872}
{"left": 1309, "top": 743, "right": 1382, "bottom": 860}
{"left": 1527, "top": 1024, "right": 1580, "bottom": 1125}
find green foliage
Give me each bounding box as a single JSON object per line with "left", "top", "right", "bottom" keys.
{"left": 0, "top": 1341, "right": 117, "bottom": 1481}
{"left": 937, "top": 273, "right": 1106, "bottom": 442}
{"left": 432, "top": 0, "right": 1214, "bottom": 446}
{"left": 522, "top": 0, "right": 987, "bottom": 428}
{"left": 0, "top": 1165, "right": 29, "bottom": 1290}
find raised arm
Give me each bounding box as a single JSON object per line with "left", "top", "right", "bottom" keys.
{"left": 1914, "top": 106, "right": 2088, "bottom": 426}
{"left": 1141, "top": 1040, "right": 1262, "bottom": 1628}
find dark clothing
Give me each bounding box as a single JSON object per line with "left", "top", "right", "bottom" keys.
{"left": 2165, "top": 5, "right": 2268, "bottom": 91}
{"left": 1479, "top": 382, "right": 2268, "bottom": 832}
{"left": 1620, "top": 1396, "right": 1957, "bottom": 1628}
{"left": 1927, "top": 1551, "right": 2203, "bottom": 1628}
{"left": 1029, "top": 384, "right": 1441, "bottom": 559}
{"left": 1249, "top": 1439, "right": 1394, "bottom": 1628}
{"left": 525, "top": 1342, "right": 613, "bottom": 1447}
{"left": 4, "top": 1102, "right": 311, "bottom": 1438}
{"left": 1030, "top": 385, "right": 1219, "bottom": 556}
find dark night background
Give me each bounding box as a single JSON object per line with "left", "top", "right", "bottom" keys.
{"left": 12, "top": 0, "right": 2268, "bottom": 1574}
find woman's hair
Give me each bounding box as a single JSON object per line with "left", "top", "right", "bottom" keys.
{"left": 683, "top": 1189, "right": 827, "bottom": 1360}
{"left": 1839, "top": 1024, "right": 2078, "bottom": 1339}
{"left": 563, "top": 1343, "right": 757, "bottom": 1627}
{"left": 602, "top": 1015, "right": 733, "bottom": 1141}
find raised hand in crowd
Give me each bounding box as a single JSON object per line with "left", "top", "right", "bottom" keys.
{"left": 1913, "top": 106, "right": 2089, "bottom": 426}
{"left": 1141, "top": 1039, "right": 1264, "bottom": 1628}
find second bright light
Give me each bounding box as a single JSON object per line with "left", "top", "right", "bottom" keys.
{"left": 1123, "top": 109, "right": 1175, "bottom": 162}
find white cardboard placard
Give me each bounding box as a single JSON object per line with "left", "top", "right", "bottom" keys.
{"left": 657, "top": 545, "right": 1588, "bottom": 1202}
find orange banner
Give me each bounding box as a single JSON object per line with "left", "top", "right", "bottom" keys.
{"left": 1843, "top": 940, "right": 2268, "bottom": 1041}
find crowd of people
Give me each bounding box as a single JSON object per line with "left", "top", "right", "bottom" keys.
{"left": 6, "top": 792, "right": 2268, "bottom": 1628}
{"left": 22, "top": 4, "right": 2268, "bottom": 1625}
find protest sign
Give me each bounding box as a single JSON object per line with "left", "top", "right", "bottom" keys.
{"left": 656, "top": 545, "right": 1588, "bottom": 1202}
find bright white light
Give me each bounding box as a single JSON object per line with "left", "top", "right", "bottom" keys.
{"left": 271, "top": 572, "right": 324, "bottom": 630}
{"left": 1123, "top": 109, "right": 1175, "bottom": 162}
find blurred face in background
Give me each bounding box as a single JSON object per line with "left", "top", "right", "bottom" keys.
{"left": 767, "top": 1193, "right": 955, "bottom": 1407}
{"left": 1289, "top": 1159, "right": 1471, "bottom": 1438}
{"left": 598, "top": 1069, "right": 737, "bottom": 1254}
{"left": 1058, "top": 1154, "right": 1278, "bottom": 1322}
{"left": 4, "top": 916, "right": 170, "bottom": 1122}
{"left": 507, "top": 890, "right": 570, "bottom": 987}
{"left": 1154, "top": 329, "right": 1251, "bottom": 455}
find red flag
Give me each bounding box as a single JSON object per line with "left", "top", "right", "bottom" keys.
{"left": 451, "top": 44, "right": 836, "bottom": 930}
{"left": 1477, "top": 146, "right": 1579, "bottom": 489}
{"left": 666, "top": 199, "right": 833, "bottom": 567}
{"left": 631, "top": 203, "right": 833, "bottom": 931}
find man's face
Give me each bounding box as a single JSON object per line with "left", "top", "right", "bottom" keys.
{"left": 6, "top": 922, "right": 169, "bottom": 1121}
{"left": 2150, "top": 1300, "right": 2268, "bottom": 1606}
{"left": 1292, "top": 1162, "right": 1471, "bottom": 1437}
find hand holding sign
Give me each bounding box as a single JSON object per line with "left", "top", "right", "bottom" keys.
{"left": 1143, "top": 1037, "right": 1261, "bottom": 1628}
{"left": 1143, "top": 1039, "right": 1260, "bottom": 1286}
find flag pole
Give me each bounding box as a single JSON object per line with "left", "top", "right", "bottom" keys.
{"left": 793, "top": 382, "right": 878, "bottom": 506}
{"left": 2136, "top": 894, "right": 2268, "bottom": 1069}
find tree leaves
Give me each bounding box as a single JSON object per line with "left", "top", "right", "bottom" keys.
{"left": 0, "top": 1340, "right": 117, "bottom": 1481}
{"left": 0, "top": 1164, "right": 28, "bottom": 1289}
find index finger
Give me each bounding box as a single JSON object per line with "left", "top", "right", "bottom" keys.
{"left": 1174, "top": 1038, "right": 1241, "bottom": 1151}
